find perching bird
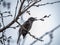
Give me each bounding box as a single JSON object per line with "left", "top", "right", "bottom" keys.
{"left": 17, "top": 17, "right": 37, "bottom": 43}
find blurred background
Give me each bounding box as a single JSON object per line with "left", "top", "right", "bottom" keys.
{"left": 0, "top": 0, "right": 60, "bottom": 45}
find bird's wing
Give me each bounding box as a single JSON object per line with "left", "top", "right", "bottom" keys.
{"left": 23, "top": 21, "right": 32, "bottom": 30}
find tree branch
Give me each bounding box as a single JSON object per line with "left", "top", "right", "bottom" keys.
{"left": 22, "top": 0, "right": 41, "bottom": 14}
{"left": 14, "top": 0, "right": 19, "bottom": 19}
{"left": 34, "top": 1, "right": 60, "bottom": 7}
{"left": 0, "top": 0, "right": 25, "bottom": 32}
{"left": 28, "top": 31, "right": 43, "bottom": 41}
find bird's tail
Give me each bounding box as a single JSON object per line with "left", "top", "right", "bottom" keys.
{"left": 17, "top": 34, "right": 21, "bottom": 44}
{"left": 17, "top": 28, "right": 22, "bottom": 44}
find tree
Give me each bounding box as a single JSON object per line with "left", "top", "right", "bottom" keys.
{"left": 0, "top": 0, "right": 60, "bottom": 45}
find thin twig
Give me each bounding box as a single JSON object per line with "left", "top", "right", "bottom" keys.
{"left": 0, "top": 13, "right": 5, "bottom": 27}
{"left": 19, "top": 0, "right": 25, "bottom": 12}
{"left": 23, "top": 1, "right": 32, "bottom": 11}
{"left": 28, "top": 31, "right": 43, "bottom": 41}
{"left": 9, "top": 25, "right": 19, "bottom": 29}
{"left": 34, "top": 1, "right": 60, "bottom": 7}
{"left": 14, "top": 0, "right": 19, "bottom": 19}
{"left": 0, "top": 15, "right": 12, "bottom": 18}
{"left": 22, "top": 0, "right": 41, "bottom": 13}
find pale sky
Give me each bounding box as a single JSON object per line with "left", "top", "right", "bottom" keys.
{"left": 0, "top": 0, "right": 60, "bottom": 45}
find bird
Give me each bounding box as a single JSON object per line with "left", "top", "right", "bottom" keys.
{"left": 17, "top": 17, "right": 37, "bottom": 44}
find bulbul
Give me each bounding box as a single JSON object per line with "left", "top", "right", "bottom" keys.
{"left": 17, "top": 17, "right": 37, "bottom": 43}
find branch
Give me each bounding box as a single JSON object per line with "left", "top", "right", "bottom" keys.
{"left": 0, "top": 11, "right": 12, "bottom": 18}
{"left": 31, "top": 25, "right": 60, "bottom": 45}
{"left": 0, "top": 0, "right": 59, "bottom": 33}
{"left": 28, "top": 31, "right": 43, "bottom": 41}
{"left": 0, "top": 0, "right": 41, "bottom": 32}
{"left": 1, "top": 11, "right": 11, "bottom": 14}
{"left": 22, "top": 0, "right": 41, "bottom": 14}
{"left": 0, "top": 0, "right": 25, "bottom": 32}
{"left": 19, "top": 0, "right": 25, "bottom": 12}
{"left": 0, "top": 15, "right": 12, "bottom": 18}
{"left": 23, "top": 1, "right": 32, "bottom": 11}
{"left": 34, "top": 1, "right": 60, "bottom": 7}
{"left": 14, "top": 0, "right": 19, "bottom": 19}
{"left": 0, "top": 13, "right": 5, "bottom": 27}
{"left": 9, "top": 25, "right": 19, "bottom": 29}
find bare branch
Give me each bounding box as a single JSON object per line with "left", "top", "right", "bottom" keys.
{"left": 28, "top": 31, "right": 43, "bottom": 41}
{"left": 9, "top": 25, "right": 19, "bottom": 29}
{"left": 0, "top": 0, "right": 26, "bottom": 32}
{"left": 0, "top": 15, "right": 12, "bottom": 18}
{"left": 34, "top": 1, "right": 60, "bottom": 7}
{"left": 14, "top": 0, "right": 19, "bottom": 19}
{"left": 19, "top": 0, "right": 25, "bottom": 12}
{"left": 0, "top": 13, "right": 5, "bottom": 27}
{"left": 22, "top": 0, "right": 41, "bottom": 13}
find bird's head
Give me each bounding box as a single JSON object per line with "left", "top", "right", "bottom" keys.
{"left": 28, "top": 17, "right": 37, "bottom": 22}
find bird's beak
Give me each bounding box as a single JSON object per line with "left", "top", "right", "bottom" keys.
{"left": 34, "top": 17, "right": 38, "bottom": 21}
